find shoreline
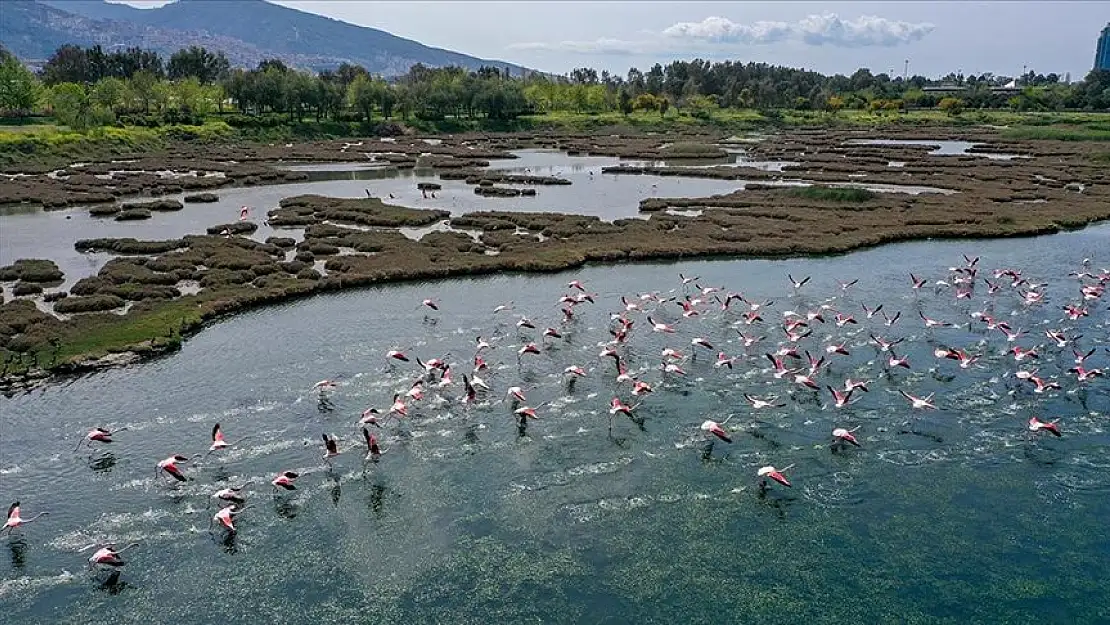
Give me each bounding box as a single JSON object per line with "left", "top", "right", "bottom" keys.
{"left": 2, "top": 124, "right": 1108, "bottom": 393}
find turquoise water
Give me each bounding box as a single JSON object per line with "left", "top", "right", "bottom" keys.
{"left": 1, "top": 225, "right": 1108, "bottom": 624}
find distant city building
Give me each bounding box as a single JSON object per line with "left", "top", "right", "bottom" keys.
{"left": 1097, "top": 23, "right": 1110, "bottom": 70}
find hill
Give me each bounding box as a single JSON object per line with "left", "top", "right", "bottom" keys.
{"left": 3, "top": 0, "right": 528, "bottom": 76}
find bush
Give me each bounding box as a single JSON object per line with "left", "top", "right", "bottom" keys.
{"left": 206, "top": 222, "right": 258, "bottom": 235}
{"left": 53, "top": 294, "right": 126, "bottom": 314}
{"left": 184, "top": 193, "right": 220, "bottom": 203}
{"left": 0, "top": 259, "right": 64, "bottom": 283}
{"left": 75, "top": 238, "right": 187, "bottom": 254}
{"left": 122, "top": 199, "right": 183, "bottom": 212}
{"left": 266, "top": 237, "right": 296, "bottom": 248}
{"left": 11, "top": 282, "right": 43, "bottom": 296}
{"left": 115, "top": 208, "right": 152, "bottom": 221}
{"left": 89, "top": 205, "right": 121, "bottom": 217}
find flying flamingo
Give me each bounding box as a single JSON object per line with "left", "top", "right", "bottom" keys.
{"left": 714, "top": 352, "right": 738, "bottom": 369}
{"left": 910, "top": 274, "right": 927, "bottom": 290}
{"left": 788, "top": 274, "right": 811, "bottom": 290}
{"left": 1027, "top": 417, "right": 1061, "bottom": 437}
{"left": 211, "top": 504, "right": 245, "bottom": 533}
{"left": 362, "top": 427, "right": 383, "bottom": 461}
{"left": 899, "top": 390, "right": 936, "bottom": 410}
{"left": 322, "top": 433, "right": 340, "bottom": 462}
{"left": 271, "top": 471, "right": 299, "bottom": 492}
{"left": 743, "top": 393, "right": 785, "bottom": 409}
{"left": 74, "top": 426, "right": 127, "bottom": 451}
{"left": 461, "top": 374, "right": 478, "bottom": 405}
{"left": 156, "top": 455, "right": 192, "bottom": 483}
{"left": 212, "top": 483, "right": 252, "bottom": 505}
{"left": 647, "top": 317, "right": 675, "bottom": 333}
{"left": 208, "top": 423, "right": 249, "bottom": 454}
{"left": 700, "top": 417, "right": 733, "bottom": 443}
{"left": 422, "top": 298, "right": 439, "bottom": 311}
{"left": 837, "top": 278, "right": 859, "bottom": 291}
{"left": 826, "top": 386, "right": 855, "bottom": 408}
{"left": 887, "top": 350, "right": 910, "bottom": 369}
{"left": 2, "top": 502, "right": 48, "bottom": 534}
{"left": 1069, "top": 366, "right": 1104, "bottom": 382}
{"left": 691, "top": 337, "right": 714, "bottom": 351}
{"left": 831, "top": 427, "right": 862, "bottom": 448}
{"left": 631, "top": 380, "right": 653, "bottom": 396}
{"left": 757, "top": 464, "right": 794, "bottom": 489}
{"left": 881, "top": 310, "right": 902, "bottom": 327}
{"left": 84, "top": 543, "right": 139, "bottom": 569}
{"left": 238, "top": 206, "right": 251, "bottom": 220}
{"left": 313, "top": 379, "right": 338, "bottom": 392}
{"left": 507, "top": 386, "right": 527, "bottom": 403}
{"left": 567, "top": 280, "right": 585, "bottom": 291}
{"left": 862, "top": 303, "right": 883, "bottom": 319}
{"left": 386, "top": 349, "right": 410, "bottom": 363}
{"left": 389, "top": 394, "right": 408, "bottom": 417}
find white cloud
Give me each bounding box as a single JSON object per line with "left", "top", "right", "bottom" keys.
{"left": 510, "top": 13, "right": 934, "bottom": 55}
{"left": 661, "top": 16, "right": 794, "bottom": 45}
{"left": 794, "top": 14, "right": 935, "bottom": 47}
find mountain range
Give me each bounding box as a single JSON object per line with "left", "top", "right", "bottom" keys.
{"left": 1, "top": 0, "right": 528, "bottom": 76}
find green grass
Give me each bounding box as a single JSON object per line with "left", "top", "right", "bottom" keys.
{"left": 1000, "top": 125, "right": 1110, "bottom": 141}
{"left": 784, "top": 186, "right": 877, "bottom": 202}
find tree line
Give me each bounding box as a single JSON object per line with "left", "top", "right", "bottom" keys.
{"left": 1, "top": 43, "right": 1108, "bottom": 130}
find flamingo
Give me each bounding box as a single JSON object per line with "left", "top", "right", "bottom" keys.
{"left": 1069, "top": 366, "right": 1104, "bottom": 382}
{"left": 793, "top": 372, "right": 819, "bottom": 390}
{"left": 313, "top": 379, "right": 338, "bottom": 392}
{"left": 862, "top": 303, "right": 883, "bottom": 319}
{"left": 887, "top": 350, "right": 910, "bottom": 369}
{"left": 620, "top": 297, "right": 641, "bottom": 313}
{"left": 1010, "top": 346, "right": 1038, "bottom": 362}
{"left": 208, "top": 423, "right": 248, "bottom": 453}
{"left": 386, "top": 349, "right": 410, "bottom": 363}
{"left": 825, "top": 342, "right": 850, "bottom": 357}
{"left": 844, "top": 378, "right": 870, "bottom": 393}
{"left": 211, "top": 504, "right": 245, "bottom": 533}
{"left": 85, "top": 543, "right": 139, "bottom": 569}
{"left": 542, "top": 327, "right": 563, "bottom": 341}
{"left": 567, "top": 280, "right": 585, "bottom": 291}
{"left": 834, "top": 313, "right": 857, "bottom": 328}
{"left": 1028, "top": 375, "right": 1061, "bottom": 394}
{"left": 737, "top": 333, "right": 765, "bottom": 348}
{"left": 910, "top": 274, "right": 927, "bottom": 290}
{"left": 714, "top": 352, "right": 738, "bottom": 369}
{"left": 632, "top": 380, "right": 653, "bottom": 396}
{"left": 1072, "top": 348, "right": 1096, "bottom": 365}
{"left": 609, "top": 397, "right": 638, "bottom": 416}
{"left": 518, "top": 343, "right": 541, "bottom": 359}
{"left": 507, "top": 386, "right": 527, "bottom": 403}
{"left": 359, "top": 408, "right": 382, "bottom": 427}
{"left": 1027, "top": 417, "right": 1061, "bottom": 437}
{"left": 700, "top": 418, "right": 733, "bottom": 443}
{"left": 564, "top": 365, "right": 587, "bottom": 377}
{"left": 212, "top": 483, "right": 252, "bottom": 505}
{"left": 493, "top": 302, "right": 514, "bottom": 314}
{"left": 238, "top": 206, "right": 251, "bottom": 221}
{"left": 474, "top": 337, "right": 492, "bottom": 352}
{"left": 517, "top": 316, "right": 536, "bottom": 330}
{"left": 389, "top": 394, "right": 408, "bottom": 417}
{"left": 832, "top": 427, "right": 862, "bottom": 447}
{"left": 405, "top": 380, "right": 425, "bottom": 401}
{"left": 765, "top": 354, "right": 792, "bottom": 379}
{"left": 661, "top": 348, "right": 685, "bottom": 360}
{"left": 743, "top": 393, "right": 784, "bottom": 409}
{"left": 826, "top": 386, "right": 855, "bottom": 408}
{"left": 691, "top": 337, "right": 714, "bottom": 351}
{"left": 757, "top": 464, "right": 794, "bottom": 488}
{"left": 271, "top": 471, "right": 298, "bottom": 492}
{"left": 919, "top": 312, "right": 951, "bottom": 329}
{"left": 422, "top": 298, "right": 439, "bottom": 311}
{"left": 837, "top": 278, "right": 859, "bottom": 291}
{"left": 899, "top": 390, "right": 936, "bottom": 410}
{"left": 514, "top": 404, "right": 543, "bottom": 420}
{"left": 647, "top": 317, "right": 675, "bottom": 333}
{"left": 788, "top": 274, "right": 811, "bottom": 290}
{"left": 679, "top": 273, "right": 700, "bottom": 286}
{"left": 156, "top": 455, "right": 191, "bottom": 482}
{"left": 1044, "top": 330, "right": 1075, "bottom": 348}
{"left": 74, "top": 426, "right": 127, "bottom": 451}
{"left": 322, "top": 433, "right": 340, "bottom": 462}
{"left": 2, "top": 502, "right": 48, "bottom": 534}
{"left": 362, "top": 427, "right": 382, "bottom": 460}
{"left": 882, "top": 310, "right": 902, "bottom": 327}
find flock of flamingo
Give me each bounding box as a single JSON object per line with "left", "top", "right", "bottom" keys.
{"left": 4, "top": 251, "right": 1107, "bottom": 583}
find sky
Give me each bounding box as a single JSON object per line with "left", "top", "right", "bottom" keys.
{"left": 113, "top": 1, "right": 1110, "bottom": 79}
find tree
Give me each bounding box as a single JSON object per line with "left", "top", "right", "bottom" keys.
{"left": 347, "top": 74, "right": 378, "bottom": 122}
{"left": 658, "top": 96, "right": 670, "bottom": 118}
{"left": 617, "top": 87, "right": 633, "bottom": 115}
{"left": 50, "top": 83, "right": 99, "bottom": 129}
{"left": 938, "top": 97, "right": 964, "bottom": 116}
{"left": 0, "top": 55, "right": 41, "bottom": 119}
{"left": 41, "top": 45, "right": 90, "bottom": 85}
{"left": 825, "top": 95, "right": 844, "bottom": 113}
{"left": 168, "top": 46, "right": 229, "bottom": 83}
{"left": 90, "top": 77, "right": 127, "bottom": 117}
{"left": 129, "top": 71, "right": 158, "bottom": 113}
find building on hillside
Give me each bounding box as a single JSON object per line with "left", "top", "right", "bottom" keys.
{"left": 1097, "top": 23, "right": 1110, "bottom": 71}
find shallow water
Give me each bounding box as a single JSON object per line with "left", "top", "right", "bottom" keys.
{"left": 2, "top": 224, "right": 1108, "bottom": 624}
{"left": 0, "top": 150, "right": 743, "bottom": 285}
{"left": 847, "top": 138, "right": 1027, "bottom": 160}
